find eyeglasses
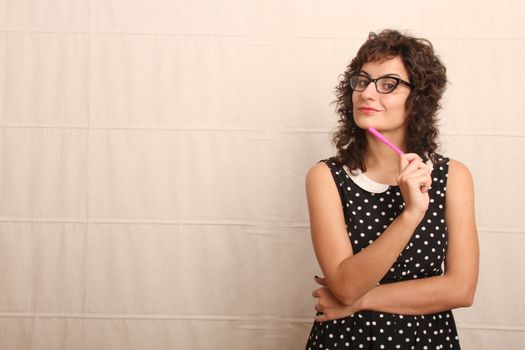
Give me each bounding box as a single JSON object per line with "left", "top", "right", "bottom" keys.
{"left": 349, "top": 74, "right": 413, "bottom": 94}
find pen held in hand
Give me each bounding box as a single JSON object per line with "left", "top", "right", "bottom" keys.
{"left": 367, "top": 127, "right": 405, "bottom": 156}
{"left": 367, "top": 127, "right": 430, "bottom": 192}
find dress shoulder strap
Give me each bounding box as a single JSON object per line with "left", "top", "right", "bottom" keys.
{"left": 318, "top": 157, "right": 348, "bottom": 208}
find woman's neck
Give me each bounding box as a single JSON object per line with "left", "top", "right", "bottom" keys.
{"left": 363, "top": 130, "right": 406, "bottom": 182}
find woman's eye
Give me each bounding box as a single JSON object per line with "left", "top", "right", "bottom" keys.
{"left": 380, "top": 79, "right": 397, "bottom": 91}
{"left": 358, "top": 79, "right": 369, "bottom": 87}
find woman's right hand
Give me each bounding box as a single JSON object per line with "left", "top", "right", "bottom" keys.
{"left": 397, "top": 153, "right": 432, "bottom": 221}
{"left": 312, "top": 276, "right": 364, "bottom": 322}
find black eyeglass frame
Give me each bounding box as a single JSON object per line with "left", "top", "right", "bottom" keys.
{"left": 349, "top": 74, "right": 413, "bottom": 94}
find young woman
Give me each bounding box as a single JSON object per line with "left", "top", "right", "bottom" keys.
{"left": 305, "top": 30, "right": 479, "bottom": 349}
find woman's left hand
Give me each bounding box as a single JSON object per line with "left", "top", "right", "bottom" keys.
{"left": 312, "top": 276, "right": 364, "bottom": 322}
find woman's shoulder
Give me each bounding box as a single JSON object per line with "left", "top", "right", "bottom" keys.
{"left": 429, "top": 154, "right": 473, "bottom": 187}
{"left": 432, "top": 152, "right": 471, "bottom": 177}
{"left": 433, "top": 156, "right": 474, "bottom": 197}
{"left": 447, "top": 159, "right": 474, "bottom": 183}
{"left": 306, "top": 159, "right": 331, "bottom": 183}
{"left": 306, "top": 157, "right": 341, "bottom": 186}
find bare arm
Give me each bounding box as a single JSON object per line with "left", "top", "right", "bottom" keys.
{"left": 312, "top": 160, "right": 479, "bottom": 320}
{"left": 358, "top": 160, "right": 479, "bottom": 314}
{"left": 306, "top": 154, "right": 431, "bottom": 305}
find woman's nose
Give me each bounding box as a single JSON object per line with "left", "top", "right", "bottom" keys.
{"left": 360, "top": 81, "right": 379, "bottom": 99}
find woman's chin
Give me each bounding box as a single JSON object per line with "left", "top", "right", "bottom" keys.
{"left": 354, "top": 118, "right": 375, "bottom": 130}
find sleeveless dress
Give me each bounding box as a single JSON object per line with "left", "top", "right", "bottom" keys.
{"left": 306, "top": 154, "right": 461, "bottom": 350}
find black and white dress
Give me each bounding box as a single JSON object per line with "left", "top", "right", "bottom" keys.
{"left": 306, "top": 155, "right": 461, "bottom": 350}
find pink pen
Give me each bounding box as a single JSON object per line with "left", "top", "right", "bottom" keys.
{"left": 367, "top": 127, "right": 405, "bottom": 156}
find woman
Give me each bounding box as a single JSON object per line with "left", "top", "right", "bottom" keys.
{"left": 305, "top": 30, "right": 479, "bottom": 349}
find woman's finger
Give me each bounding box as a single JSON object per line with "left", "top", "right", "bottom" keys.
{"left": 408, "top": 173, "right": 432, "bottom": 188}
{"left": 400, "top": 153, "right": 422, "bottom": 171}
{"left": 315, "top": 313, "right": 328, "bottom": 323}
{"left": 314, "top": 314, "right": 327, "bottom": 322}
{"left": 400, "top": 158, "right": 427, "bottom": 177}
{"left": 314, "top": 275, "right": 327, "bottom": 286}
{"left": 398, "top": 169, "right": 432, "bottom": 188}
{"left": 406, "top": 169, "right": 431, "bottom": 182}
{"left": 314, "top": 303, "right": 323, "bottom": 312}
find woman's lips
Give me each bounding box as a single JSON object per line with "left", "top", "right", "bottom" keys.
{"left": 358, "top": 107, "right": 381, "bottom": 115}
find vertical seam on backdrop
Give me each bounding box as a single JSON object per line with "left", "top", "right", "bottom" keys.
{"left": 82, "top": 5, "right": 92, "bottom": 349}
{"left": 0, "top": 33, "right": 7, "bottom": 194}
{"left": 1, "top": 10, "right": 6, "bottom": 125}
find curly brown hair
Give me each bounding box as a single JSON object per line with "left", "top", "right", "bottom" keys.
{"left": 333, "top": 29, "right": 447, "bottom": 171}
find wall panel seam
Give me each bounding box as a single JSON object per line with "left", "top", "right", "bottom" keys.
{"left": 0, "top": 218, "right": 258, "bottom": 226}
{"left": 1, "top": 30, "right": 525, "bottom": 42}
{"left": 0, "top": 125, "right": 261, "bottom": 132}
{"left": 1, "top": 313, "right": 524, "bottom": 332}
{"left": 0, "top": 29, "right": 276, "bottom": 39}
{"left": 0, "top": 125, "right": 524, "bottom": 138}
{"left": 0, "top": 218, "right": 522, "bottom": 234}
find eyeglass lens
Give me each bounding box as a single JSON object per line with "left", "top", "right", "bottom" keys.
{"left": 351, "top": 76, "right": 399, "bottom": 93}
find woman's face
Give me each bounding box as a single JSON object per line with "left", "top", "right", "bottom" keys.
{"left": 352, "top": 56, "right": 411, "bottom": 132}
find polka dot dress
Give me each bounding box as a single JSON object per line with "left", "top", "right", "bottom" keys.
{"left": 306, "top": 155, "right": 461, "bottom": 350}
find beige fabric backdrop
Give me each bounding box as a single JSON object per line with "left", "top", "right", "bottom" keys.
{"left": 1, "top": 1, "right": 524, "bottom": 349}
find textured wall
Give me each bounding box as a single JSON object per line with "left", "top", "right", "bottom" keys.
{"left": 0, "top": 1, "right": 524, "bottom": 349}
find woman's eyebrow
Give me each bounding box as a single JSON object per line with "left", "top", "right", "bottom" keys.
{"left": 359, "top": 70, "right": 403, "bottom": 78}
{"left": 382, "top": 73, "right": 402, "bottom": 78}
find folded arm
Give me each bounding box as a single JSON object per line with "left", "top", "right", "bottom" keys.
{"left": 306, "top": 154, "right": 431, "bottom": 306}
{"left": 360, "top": 160, "right": 479, "bottom": 314}
{"left": 312, "top": 159, "right": 479, "bottom": 319}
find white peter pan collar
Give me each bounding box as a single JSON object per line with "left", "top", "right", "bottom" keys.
{"left": 342, "top": 159, "right": 434, "bottom": 194}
